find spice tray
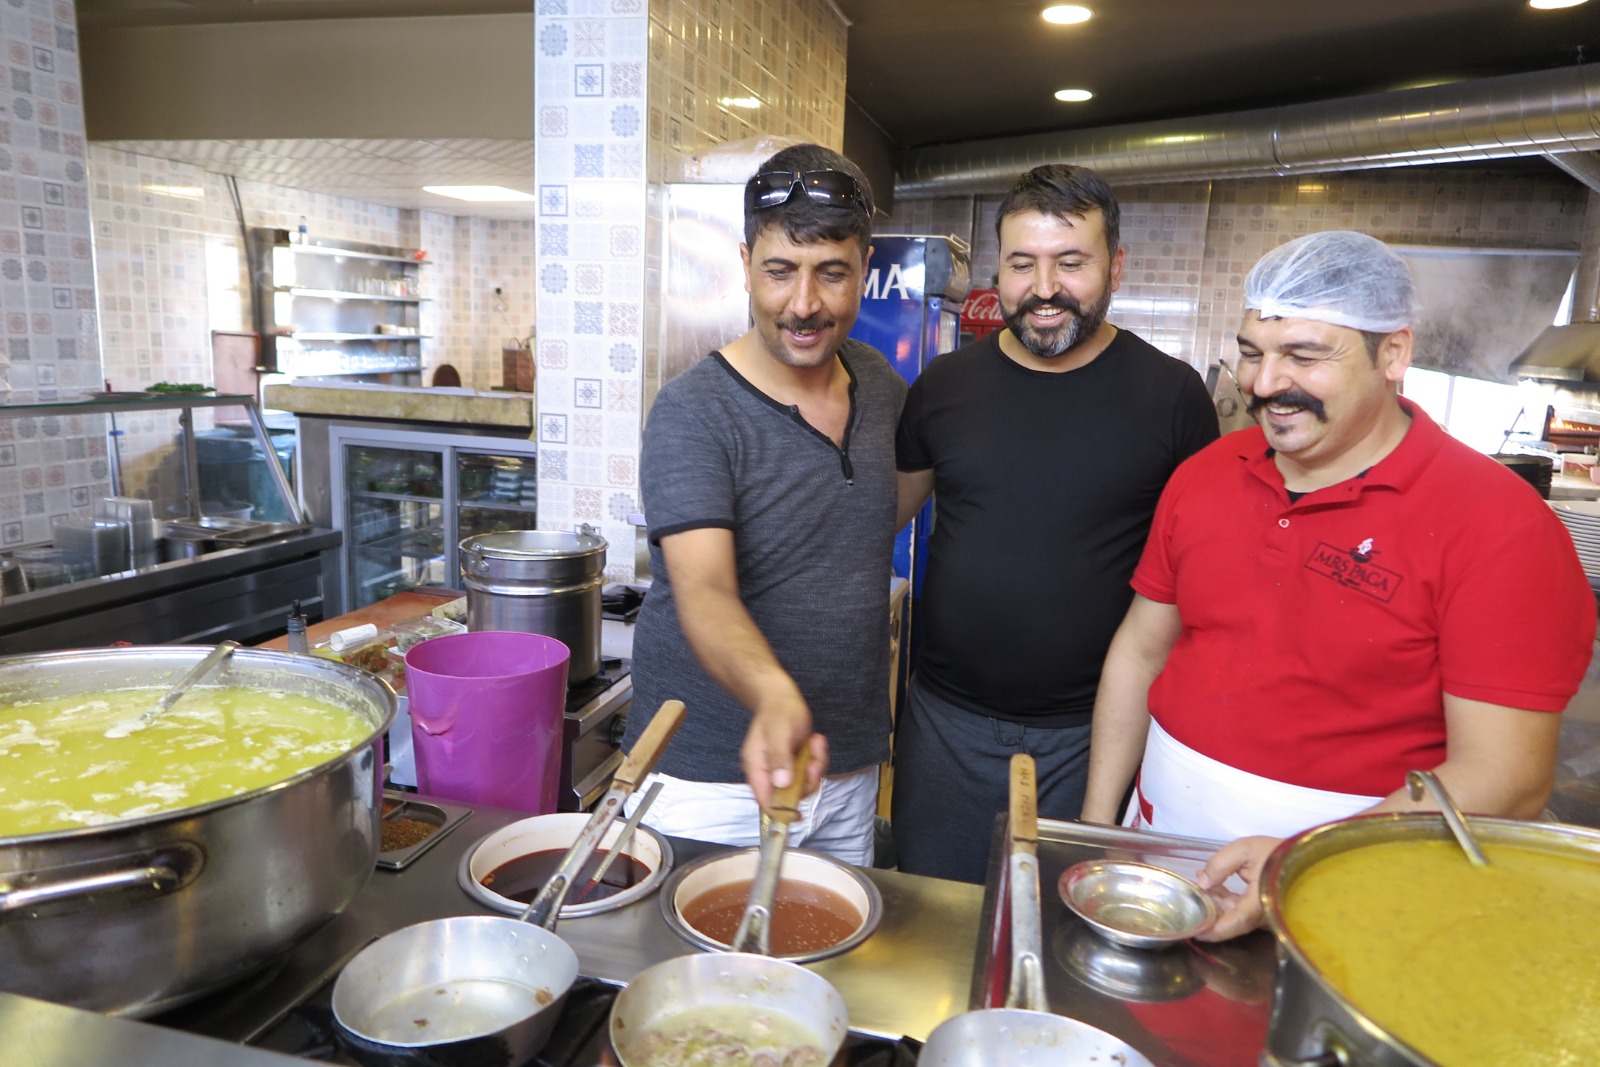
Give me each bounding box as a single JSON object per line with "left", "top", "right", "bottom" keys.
{"left": 377, "top": 791, "right": 473, "bottom": 871}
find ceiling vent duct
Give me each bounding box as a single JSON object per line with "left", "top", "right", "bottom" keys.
{"left": 895, "top": 66, "right": 1600, "bottom": 198}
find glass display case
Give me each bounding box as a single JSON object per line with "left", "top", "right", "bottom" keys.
{"left": 329, "top": 425, "right": 537, "bottom": 609}
{"left": 0, "top": 391, "right": 333, "bottom": 651}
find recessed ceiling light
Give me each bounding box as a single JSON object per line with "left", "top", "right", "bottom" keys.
{"left": 1042, "top": 5, "right": 1093, "bottom": 24}
{"left": 1054, "top": 88, "right": 1094, "bottom": 103}
{"left": 1529, "top": 0, "right": 1588, "bottom": 7}
{"left": 422, "top": 186, "right": 536, "bottom": 202}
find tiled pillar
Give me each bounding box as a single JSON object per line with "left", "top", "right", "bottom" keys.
{"left": 533, "top": 0, "right": 648, "bottom": 584}
{"left": 0, "top": 0, "right": 107, "bottom": 547}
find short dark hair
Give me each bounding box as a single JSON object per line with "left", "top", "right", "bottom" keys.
{"left": 743, "top": 143, "right": 874, "bottom": 255}
{"left": 995, "top": 164, "right": 1121, "bottom": 256}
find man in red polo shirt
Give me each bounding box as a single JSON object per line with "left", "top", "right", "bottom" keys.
{"left": 1081, "top": 230, "right": 1596, "bottom": 940}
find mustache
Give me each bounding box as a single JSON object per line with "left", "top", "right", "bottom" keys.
{"left": 777, "top": 312, "right": 835, "bottom": 333}
{"left": 1014, "top": 292, "right": 1086, "bottom": 320}
{"left": 1247, "top": 389, "right": 1328, "bottom": 422}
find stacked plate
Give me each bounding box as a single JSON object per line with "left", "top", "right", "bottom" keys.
{"left": 1550, "top": 501, "right": 1600, "bottom": 578}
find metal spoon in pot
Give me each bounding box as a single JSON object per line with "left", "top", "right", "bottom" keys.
{"left": 108, "top": 641, "right": 240, "bottom": 737}
{"left": 1406, "top": 769, "right": 1491, "bottom": 867}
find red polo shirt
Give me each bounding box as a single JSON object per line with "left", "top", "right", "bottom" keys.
{"left": 1132, "top": 398, "right": 1595, "bottom": 796}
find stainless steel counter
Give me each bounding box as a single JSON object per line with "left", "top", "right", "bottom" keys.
{"left": 973, "top": 818, "right": 1277, "bottom": 1067}
{"left": 5, "top": 799, "right": 983, "bottom": 1066}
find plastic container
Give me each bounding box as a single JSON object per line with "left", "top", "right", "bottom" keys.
{"left": 404, "top": 631, "right": 569, "bottom": 815}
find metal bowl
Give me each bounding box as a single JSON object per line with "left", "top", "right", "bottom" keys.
{"left": 458, "top": 812, "right": 674, "bottom": 919}
{"left": 1060, "top": 859, "right": 1218, "bottom": 950}
{"left": 660, "top": 846, "right": 882, "bottom": 963}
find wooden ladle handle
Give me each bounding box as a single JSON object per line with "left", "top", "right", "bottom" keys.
{"left": 767, "top": 741, "right": 810, "bottom": 824}
{"left": 613, "top": 700, "right": 686, "bottom": 793}
{"left": 1010, "top": 753, "right": 1038, "bottom": 857}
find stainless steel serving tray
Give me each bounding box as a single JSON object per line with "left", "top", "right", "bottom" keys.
{"left": 377, "top": 792, "right": 472, "bottom": 871}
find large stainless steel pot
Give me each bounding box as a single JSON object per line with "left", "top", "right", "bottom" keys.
{"left": 1260, "top": 814, "right": 1600, "bottom": 1067}
{"left": 461, "top": 528, "right": 607, "bottom": 682}
{"left": 0, "top": 646, "right": 394, "bottom": 1017}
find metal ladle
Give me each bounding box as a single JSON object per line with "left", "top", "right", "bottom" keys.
{"left": 107, "top": 641, "right": 240, "bottom": 738}
{"left": 1406, "top": 769, "right": 1490, "bottom": 867}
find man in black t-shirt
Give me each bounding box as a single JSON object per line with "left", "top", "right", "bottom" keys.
{"left": 893, "top": 164, "right": 1218, "bottom": 883}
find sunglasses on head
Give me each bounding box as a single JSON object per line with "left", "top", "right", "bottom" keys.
{"left": 745, "top": 169, "right": 868, "bottom": 213}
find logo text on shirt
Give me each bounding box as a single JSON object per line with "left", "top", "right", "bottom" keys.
{"left": 1305, "top": 540, "right": 1403, "bottom": 602}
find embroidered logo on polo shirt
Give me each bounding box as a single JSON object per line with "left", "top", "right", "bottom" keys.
{"left": 1305, "top": 540, "right": 1403, "bottom": 602}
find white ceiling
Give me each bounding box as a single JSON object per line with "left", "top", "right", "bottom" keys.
{"left": 93, "top": 137, "right": 536, "bottom": 221}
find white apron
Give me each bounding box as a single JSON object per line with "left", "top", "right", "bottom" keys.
{"left": 1125, "top": 720, "right": 1382, "bottom": 842}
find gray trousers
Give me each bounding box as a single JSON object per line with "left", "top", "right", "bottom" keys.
{"left": 890, "top": 672, "right": 1092, "bottom": 884}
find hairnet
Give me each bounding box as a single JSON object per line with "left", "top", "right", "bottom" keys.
{"left": 1244, "top": 231, "right": 1420, "bottom": 333}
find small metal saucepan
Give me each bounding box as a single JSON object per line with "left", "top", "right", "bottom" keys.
{"left": 609, "top": 744, "right": 850, "bottom": 1067}
{"left": 331, "top": 700, "right": 687, "bottom": 1067}
{"left": 918, "top": 755, "right": 1157, "bottom": 1067}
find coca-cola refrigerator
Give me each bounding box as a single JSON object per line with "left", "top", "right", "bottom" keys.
{"left": 848, "top": 234, "right": 971, "bottom": 687}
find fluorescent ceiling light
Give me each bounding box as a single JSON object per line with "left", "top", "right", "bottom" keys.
{"left": 1042, "top": 5, "right": 1093, "bottom": 24}
{"left": 1528, "top": 0, "right": 1587, "bottom": 8}
{"left": 142, "top": 184, "right": 204, "bottom": 199}
{"left": 423, "top": 186, "right": 536, "bottom": 202}
{"left": 719, "top": 96, "right": 762, "bottom": 109}
{"left": 1054, "top": 88, "right": 1094, "bottom": 103}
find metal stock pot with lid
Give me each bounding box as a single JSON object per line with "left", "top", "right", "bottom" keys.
{"left": 460, "top": 527, "right": 608, "bottom": 682}
{"left": 0, "top": 645, "right": 394, "bottom": 1016}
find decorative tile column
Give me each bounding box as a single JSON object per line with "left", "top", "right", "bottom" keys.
{"left": 0, "top": 0, "right": 105, "bottom": 547}
{"left": 533, "top": 0, "right": 648, "bottom": 583}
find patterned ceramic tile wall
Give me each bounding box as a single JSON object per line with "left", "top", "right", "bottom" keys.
{"left": 646, "top": 0, "right": 847, "bottom": 183}
{"left": 893, "top": 168, "right": 1590, "bottom": 376}
{"left": 534, "top": 0, "right": 651, "bottom": 582}
{"left": 536, "top": 0, "right": 848, "bottom": 581}
{"left": 0, "top": 0, "right": 102, "bottom": 548}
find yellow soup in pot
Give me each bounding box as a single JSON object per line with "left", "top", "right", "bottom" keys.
{"left": 0, "top": 686, "right": 371, "bottom": 836}
{"left": 1283, "top": 838, "right": 1600, "bottom": 1067}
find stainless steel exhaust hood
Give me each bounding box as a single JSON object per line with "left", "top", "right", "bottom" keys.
{"left": 1511, "top": 322, "right": 1600, "bottom": 382}
{"left": 895, "top": 65, "right": 1600, "bottom": 197}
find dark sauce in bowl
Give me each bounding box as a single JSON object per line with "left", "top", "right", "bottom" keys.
{"left": 482, "top": 847, "right": 651, "bottom": 905}
{"left": 680, "top": 878, "right": 862, "bottom": 955}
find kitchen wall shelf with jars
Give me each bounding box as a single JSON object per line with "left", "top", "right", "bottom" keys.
{"left": 251, "top": 228, "right": 430, "bottom": 379}
{"left": 326, "top": 424, "right": 537, "bottom": 611}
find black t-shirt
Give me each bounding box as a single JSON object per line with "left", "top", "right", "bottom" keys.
{"left": 896, "top": 328, "right": 1219, "bottom": 727}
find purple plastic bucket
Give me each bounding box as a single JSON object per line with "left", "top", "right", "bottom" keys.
{"left": 404, "top": 631, "right": 570, "bottom": 814}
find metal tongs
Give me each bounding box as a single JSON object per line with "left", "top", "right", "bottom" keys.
{"left": 732, "top": 744, "right": 810, "bottom": 955}
{"left": 519, "top": 700, "right": 687, "bottom": 928}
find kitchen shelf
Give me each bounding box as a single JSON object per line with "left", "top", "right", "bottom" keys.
{"left": 460, "top": 499, "right": 539, "bottom": 515}
{"left": 286, "top": 332, "right": 430, "bottom": 342}
{"left": 287, "top": 243, "right": 426, "bottom": 265}
{"left": 278, "top": 287, "right": 427, "bottom": 303}
{"left": 353, "top": 489, "right": 443, "bottom": 504}
{"left": 253, "top": 227, "right": 427, "bottom": 377}
{"left": 355, "top": 528, "right": 445, "bottom": 560}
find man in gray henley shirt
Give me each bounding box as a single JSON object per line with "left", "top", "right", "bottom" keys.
{"left": 620, "top": 143, "right": 905, "bottom": 864}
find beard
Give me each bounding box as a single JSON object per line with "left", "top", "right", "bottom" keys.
{"left": 1001, "top": 285, "right": 1114, "bottom": 360}
{"left": 1247, "top": 387, "right": 1328, "bottom": 423}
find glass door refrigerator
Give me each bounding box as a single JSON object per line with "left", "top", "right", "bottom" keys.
{"left": 328, "top": 426, "right": 538, "bottom": 610}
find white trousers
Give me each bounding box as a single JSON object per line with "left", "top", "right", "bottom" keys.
{"left": 622, "top": 765, "right": 880, "bottom": 866}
